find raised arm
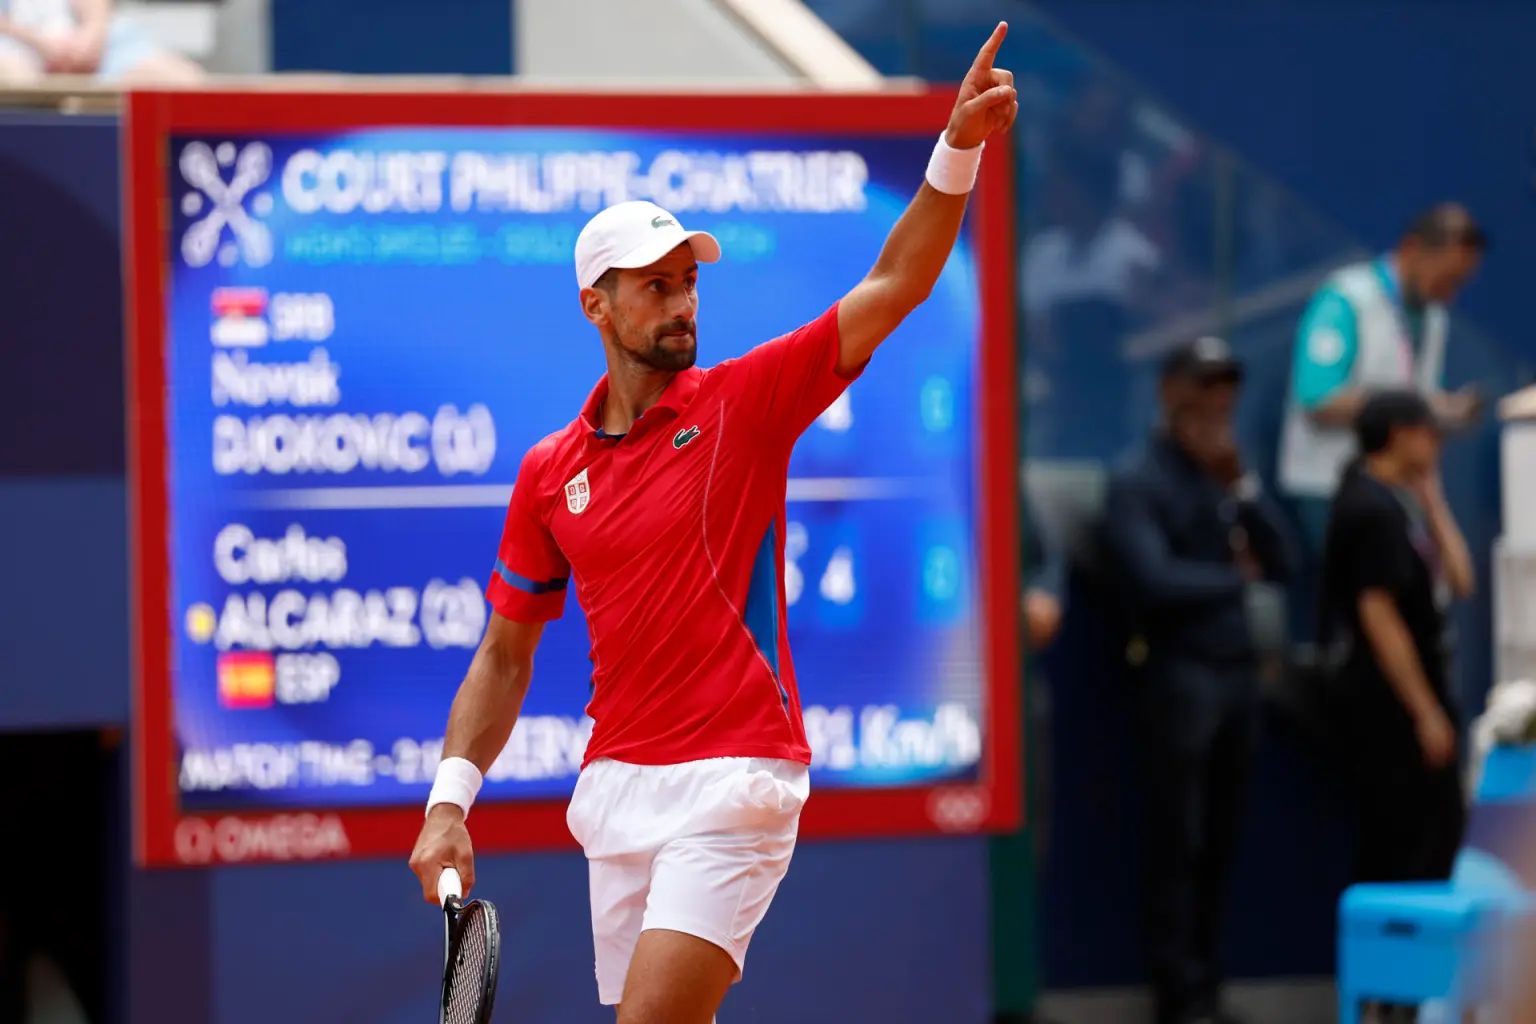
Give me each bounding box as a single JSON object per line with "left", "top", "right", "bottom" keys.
{"left": 835, "top": 21, "right": 1017, "bottom": 375}
{"left": 408, "top": 612, "right": 545, "bottom": 902}
{"left": 1413, "top": 471, "right": 1476, "bottom": 599}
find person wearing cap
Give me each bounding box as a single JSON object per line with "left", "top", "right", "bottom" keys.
{"left": 1279, "top": 203, "right": 1488, "bottom": 548}
{"left": 407, "top": 23, "right": 1018, "bottom": 1024}
{"left": 1319, "top": 391, "right": 1475, "bottom": 884}
{"left": 1102, "top": 336, "right": 1295, "bottom": 1024}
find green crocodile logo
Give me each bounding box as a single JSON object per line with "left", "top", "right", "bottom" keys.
{"left": 673, "top": 425, "right": 701, "bottom": 449}
{"left": 651, "top": 215, "right": 677, "bottom": 229}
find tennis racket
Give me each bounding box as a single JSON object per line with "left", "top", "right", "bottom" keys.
{"left": 437, "top": 867, "right": 501, "bottom": 1024}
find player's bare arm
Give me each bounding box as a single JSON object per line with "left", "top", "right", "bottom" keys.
{"left": 836, "top": 20, "right": 1017, "bottom": 374}
{"left": 408, "top": 612, "right": 545, "bottom": 903}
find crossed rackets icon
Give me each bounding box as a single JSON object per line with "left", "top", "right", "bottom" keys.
{"left": 180, "top": 141, "right": 275, "bottom": 268}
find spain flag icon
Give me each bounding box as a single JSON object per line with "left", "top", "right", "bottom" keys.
{"left": 218, "top": 652, "right": 276, "bottom": 709}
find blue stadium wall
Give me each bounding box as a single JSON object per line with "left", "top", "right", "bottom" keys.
{"left": 1030, "top": 0, "right": 1536, "bottom": 358}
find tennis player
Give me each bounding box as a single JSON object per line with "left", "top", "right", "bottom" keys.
{"left": 410, "top": 23, "right": 1017, "bottom": 1022}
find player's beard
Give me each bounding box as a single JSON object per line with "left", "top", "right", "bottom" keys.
{"left": 631, "top": 319, "right": 697, "bottom": 372}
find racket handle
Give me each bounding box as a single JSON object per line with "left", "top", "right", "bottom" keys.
{"left": 437, "top": 867, "right": 463, "bottom": 906}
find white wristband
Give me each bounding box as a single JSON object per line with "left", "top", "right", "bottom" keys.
{"left": 925, "top": 134, "right": 984, "bottom": 195}
{"left": 426, "top": 756, "right": 483, "bottom": 819}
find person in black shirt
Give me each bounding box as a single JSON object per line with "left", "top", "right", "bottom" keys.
{"left": 1104, "top": 337, "right": 1296, "bottom": 1024}
{"left": 1321, "top": 390, "right": 1476, "bottom": 882}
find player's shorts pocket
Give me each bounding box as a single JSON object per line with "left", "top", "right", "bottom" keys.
{"left": 564, "top": 765, "right": 605, "bottom": 849}
{"left": 709, "top": 760, "right": 809, "bottom": 833}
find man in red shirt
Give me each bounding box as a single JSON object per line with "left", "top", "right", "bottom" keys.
{"left": 410, "top": 24, "right": 1016, "bottom": 1022}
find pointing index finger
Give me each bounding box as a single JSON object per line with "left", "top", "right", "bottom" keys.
{"left": 970, "top": 21, "right": 1007, "bottom": 74}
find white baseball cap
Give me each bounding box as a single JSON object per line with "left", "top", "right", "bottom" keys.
{"left": 574, "top": 201, "right": 722, "bottom": 290}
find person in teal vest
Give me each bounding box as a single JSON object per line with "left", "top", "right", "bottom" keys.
{"left": 1279, "top": 204, "right": 1487, "bottom": 549}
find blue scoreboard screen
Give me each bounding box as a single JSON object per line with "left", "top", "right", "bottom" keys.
{"left": 128, "top": 92, "right": 1018, "bottom": 866}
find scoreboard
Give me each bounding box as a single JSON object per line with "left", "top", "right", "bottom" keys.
{"left": 126, "top": 91, "right": 1018, "bottom": 866}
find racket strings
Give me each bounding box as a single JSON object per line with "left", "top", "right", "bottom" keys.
{"left": 443, "top": 903, "right": 497, "bottom": 1024}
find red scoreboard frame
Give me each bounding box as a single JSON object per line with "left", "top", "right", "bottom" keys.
{"left": 126, "top": 88, "right": 1020, "bottom": 867}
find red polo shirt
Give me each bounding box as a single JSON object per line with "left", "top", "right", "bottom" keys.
{"left": 485, "top": 304, "right": 860, "bottom": 768}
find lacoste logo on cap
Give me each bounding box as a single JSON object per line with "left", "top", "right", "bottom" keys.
{"left": 651, "top": 215, "right": 677, "bottom": 229}
{"left": 673, "top": 425, "right": 701, "bottom": 449}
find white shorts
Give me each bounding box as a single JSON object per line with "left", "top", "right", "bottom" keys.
{"left": 565, "top": 756, "right": 809, "bottom": 1006}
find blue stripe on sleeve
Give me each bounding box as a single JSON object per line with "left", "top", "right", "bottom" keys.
{"left": 493, "top": 559, "right": 569, "bottom": 595}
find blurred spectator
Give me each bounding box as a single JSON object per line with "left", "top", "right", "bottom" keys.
{"left": 1056, "top": 75, "right": 1152, "bottom": 211}
{"left": 0, "top": 0, "right": 200, "bottom": 85}
{"left": 1022, "top": 141, "right": 1159, "bottom": 458}
{"left": 1279, "top": 204, "right": 1487, "bottom": 548}
{"left": 1022, "top": 142, "right": 1158, "bottom": 350}
{"left": 1319, "top": 391, "right": 1475, "bottom": 883}
{"left": 1103, "top": 337, "right": 1295, "bottom": 1024}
